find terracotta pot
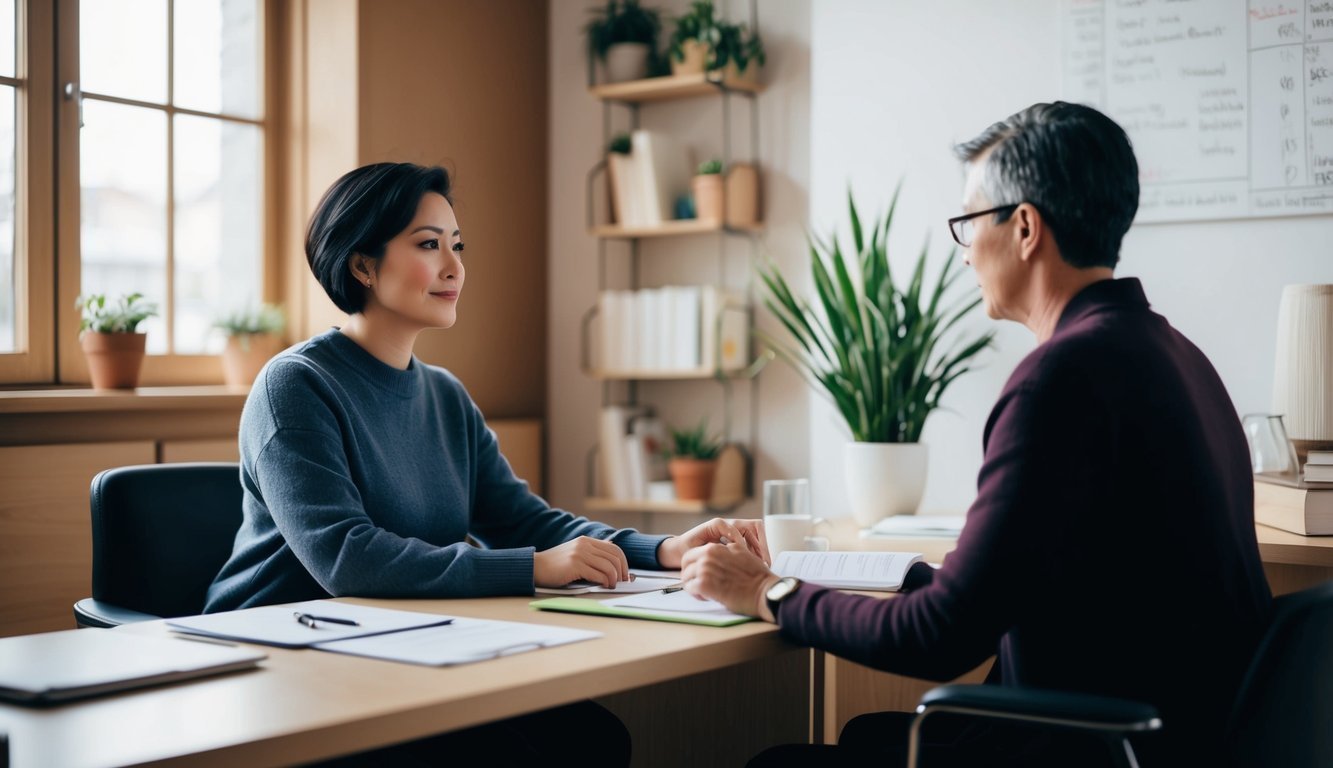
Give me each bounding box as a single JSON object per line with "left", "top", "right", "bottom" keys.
{"left": 723, "top": 60, "right": 760, "bottom": 84}
{"left": 669, "top": 458, "right": 717, "bottom": 501}
{"left": 222, "top": 333, "right": 284, "bottom": 387}
{"left": 671, "top": 40, "right": 708, "bottom": 76}
{"left": 80, "top": 332, "right": 147, "bottom": 390}
{"left": 692, "top": 174, "right": 725, "bottom": 224}
{"left": 725, "top": 163, "right": 761, "bottom": 228}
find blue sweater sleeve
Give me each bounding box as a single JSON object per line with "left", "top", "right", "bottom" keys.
{"left": 464, "top": 400, "right": 668, "bottom": 569}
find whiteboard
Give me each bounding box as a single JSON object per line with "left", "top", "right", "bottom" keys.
{"left": 1062, "top": 0, "right": 1333, "bottom": 223}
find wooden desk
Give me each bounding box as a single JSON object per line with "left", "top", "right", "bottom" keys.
{"left": 0, "top": 597, "right": 810, "bottom": 768}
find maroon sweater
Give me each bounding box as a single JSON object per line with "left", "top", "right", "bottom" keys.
{"left": 777, "top": 278, "right": 1271, "bottom": 760}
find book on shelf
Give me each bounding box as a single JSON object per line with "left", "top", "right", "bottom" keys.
{"left": 604, "top": 130, "right": 692, "bottom": 228}
{"left": 595, "top": 286, "right": 747, "bottom": 373}
{"left": 599, "top": 405, "right": 646, "bottom": 501}
{"left": 1253, "top": 476, "right": 1333, "bottom": 536}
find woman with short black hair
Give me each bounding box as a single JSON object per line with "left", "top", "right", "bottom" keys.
{"left": 205, "top": 162, "right": 768, "bottom": 765}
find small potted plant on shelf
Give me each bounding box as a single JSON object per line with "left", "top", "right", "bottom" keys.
{"left": 585, "top": 0, "right": 662, "bottom": 84}
{"left": 75, "top": 292, "right": 158, "bottom": 390}
{"left": 666, "top": 418, "right": 723, "bottom": 501}
{"left": 215, "top": 303, "right": 286, "bottom": 387}
{"left": 667, "top": 1, "right": 720, "bottom": 76}
{"left": 710, "top": 21, "right": 765, "bottom": 83}
{"left": 692, "top": 158, "right": 724, "bottom": 223}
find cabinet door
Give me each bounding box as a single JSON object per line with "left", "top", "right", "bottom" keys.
{"left": 0, "top": 442, "right": 155, "bottom": 637}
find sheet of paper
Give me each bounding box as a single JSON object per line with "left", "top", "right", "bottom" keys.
{"left": 868, "top": 515, "right": 966, "bottom": 537}
{"left": 167, "top": 600, "right": 454, "bottom": 648}
{"left": 314, "top": 617, "right": 601, "bottom": 666}
{"left": 535, "top": 576, "right": 679, "bottom": 595}
{"left": 629, "top": 568, "right": 683, "bottom": 580}
{"left": 604, "top": 589, "right": 744, "bottom": 618}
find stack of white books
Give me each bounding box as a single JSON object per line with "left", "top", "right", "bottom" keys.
{"left": 596, "top": 286, "right": 746, "bottom": 374}
{"left": 598, "top": 407, "right": 671, "bottom": 501}
{"left": 1303, "top": 450, "right": 1333, "bottom": 484}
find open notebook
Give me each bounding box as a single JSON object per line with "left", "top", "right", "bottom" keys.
{"left": 773, "top": 551, "right": 924, "bottom": 592}
{"left": 0, "top": 629, "right": 265, "bottom": 704}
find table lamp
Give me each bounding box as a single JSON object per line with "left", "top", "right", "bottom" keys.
{"left": 1272, "top": 284, "right": 1333, "bottom": 464}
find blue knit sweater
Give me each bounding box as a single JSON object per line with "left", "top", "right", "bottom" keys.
{"left": 204, "top": 329, "right": 667, "bottom": 612}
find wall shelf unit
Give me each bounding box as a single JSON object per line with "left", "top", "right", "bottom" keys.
{"left": 582, "top": 5, "right": 765, "bottom": 519}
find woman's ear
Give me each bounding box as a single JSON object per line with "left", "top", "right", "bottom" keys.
{"left": 349, "top": 254, "right": 375, "bottom": 288}
{"left": 1015, "top": 204, "right": 1043, "bottom": 262}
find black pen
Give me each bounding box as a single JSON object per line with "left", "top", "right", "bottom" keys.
{"left": 662, "top": 585, "right": 685, "bottom": 594}
{"left": 293, "top": 611, "right": 360, "bottom": 627}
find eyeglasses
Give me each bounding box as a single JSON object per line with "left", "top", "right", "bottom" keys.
{"left": 947, "top": 204, "right": 1020, "bottom": 248}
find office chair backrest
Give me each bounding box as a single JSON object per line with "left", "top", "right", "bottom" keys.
{"left": 1226, "top": 580, "right": 1333, "bottom": 768}
{"left": 90, "top": 463, "right": 243, "bottom": 619}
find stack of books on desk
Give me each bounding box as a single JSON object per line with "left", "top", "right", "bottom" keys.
{"left": 1302, "top": 450, "right": 1333, "bottom": 484}
{"left": 1255, "top": 473, "right": 1333, "bottom": 536}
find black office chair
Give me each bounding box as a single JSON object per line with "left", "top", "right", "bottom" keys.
{"left": 908, "top": 580, "right": 1333, "bottom": 768}
{"left": 73, "top": 463, "right": 243, "bottom": 628}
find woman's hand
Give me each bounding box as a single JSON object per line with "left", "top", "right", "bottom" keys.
{"left": 656, "top": 517, "right": 770, "bottom": 569}
{"left": 533, "top": 536, "right": 630, "bottom": 589}
{"left": 680, "top": 538, "right": 780, "bottom": 620}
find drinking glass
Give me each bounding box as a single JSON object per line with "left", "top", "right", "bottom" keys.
{"left": 1242, "top": 413, "right": 1300, "bottom": 477}
{"left": 763, "top": 479, "right": 829, "bottom": 555}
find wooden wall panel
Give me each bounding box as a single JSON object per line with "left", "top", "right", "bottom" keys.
{"left": 489, "top": 419, "right": 542, "bottom": 496}
{"left": 159, "top": 439, "right": 241, "bottom": 464}
{"left": 0, "top": 441, "right": 156, "bottom": 637}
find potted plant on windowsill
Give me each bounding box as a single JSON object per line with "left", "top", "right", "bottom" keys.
{"left": 585, "top": 0, "right": 662, "bottom": 84}
{"left": 756, "top": 187, "right": 994, "bottom": 527}
{"left": 666, "top": 418, "right": 723, "bottom": 501}
{"left": 215, "top": 303, "right": 286, "bottom": 387}
{"left": 75, "top": 292, "right": 158, "bottom": 390}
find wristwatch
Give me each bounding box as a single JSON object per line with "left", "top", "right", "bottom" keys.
{"left": 764, "top": 576, "right": 801, "bottom": 619}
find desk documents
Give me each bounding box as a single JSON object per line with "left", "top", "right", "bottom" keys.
{"left": 535, "top": 576, "right": 679, "bottom": 595}
{"left": 167, "top": 600, "right": 454, "bottom": 648}
{"left": 316, "top": 617, "right": 601, "bottom": 666}
{"left": 774, "top": 551, "right": 923, "bottom": 591}
{"left": 532, "top": 589, "right": 753, "bottom": 626}
{"left": 0, "top": 629, "right": 265, "bottom": 704}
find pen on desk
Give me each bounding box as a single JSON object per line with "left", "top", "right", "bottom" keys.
{"left": 662, "top": 585, "right": 685, "bottom": 594}
{"left": 293, "top": 611, "right": 360, "bottom": 628}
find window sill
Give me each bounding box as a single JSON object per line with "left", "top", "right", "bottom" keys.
{"left": 0, "top": 385, "right": 250, "bottom": 415}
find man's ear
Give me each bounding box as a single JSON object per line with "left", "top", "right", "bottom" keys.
{"left": 1014, "top": 203, "right": 1043, "bottom": 263}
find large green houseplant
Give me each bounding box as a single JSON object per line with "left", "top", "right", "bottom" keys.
{"left": 757, "top": 187, "right": 993, "bottom": 525}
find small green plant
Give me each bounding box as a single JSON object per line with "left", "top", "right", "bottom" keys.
{"left": 667, "top": 418, "right": 723, "bottom": 460}
{"left": 710, "top": 21, "right": 765, "bottom": 73}
{"left": 75, "top": 293, "right": 158, "bottom": 334}
{"left": 668, "top": 1, "right": 720, "bottom": 62}
{"left": 608, "top": 133, "right": 632, "bottom": 155}
{"left": 584, "top": 0, "right": 661, "bottom": 62}
{"left": 215, "top": 303, "right": 285, "bottom": 337}
{"left": 697, "top": 158, "right": 723, "bottom": 175}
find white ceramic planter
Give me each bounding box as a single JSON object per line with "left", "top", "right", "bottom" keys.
{"left": 604, "top": 43, "right": 651, "bottom": 83}
{"left": 843, "top": 441, "right": 928, "bottom": 528}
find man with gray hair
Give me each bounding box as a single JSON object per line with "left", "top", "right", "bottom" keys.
{"left": 685, "top": 102, "right": 1271, "bottom": 766}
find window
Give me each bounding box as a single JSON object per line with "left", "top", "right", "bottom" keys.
{"left": 52, "top": 0, "right": 268, "bottom": 384}
{"left": 0, "top": 0, "right": 18, "bottom": 354}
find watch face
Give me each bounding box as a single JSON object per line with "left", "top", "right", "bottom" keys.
{"left": 767, "top": 577, "right": 798, "bottom": 602}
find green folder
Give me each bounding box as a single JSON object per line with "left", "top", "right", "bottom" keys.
{"left": 529, "top": 597, "right": 755, "bottom": 627}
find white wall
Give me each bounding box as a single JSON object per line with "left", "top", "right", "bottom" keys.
{"left": 547, "top": 1, "right": 813, "bottom": 529}
{"left": 810, "top": 1, "right": 1333, "bottom": 519}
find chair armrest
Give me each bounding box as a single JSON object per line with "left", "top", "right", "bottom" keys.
{"left": 73, "top": 598, "right": 163, "bottom": 629}
{"left": 917, "top": 684, "right": 1161, "bottom": 733}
